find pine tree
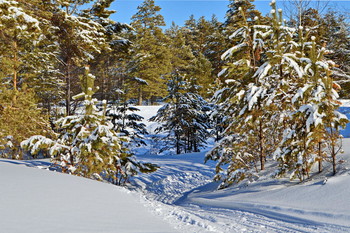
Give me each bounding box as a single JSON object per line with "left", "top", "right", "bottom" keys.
{"left": 323, "top": 11, "right": 350, "bottom": 98}
{"left": 288, "top": 7, "right": 350, "bottom": 98}
{"left": 206, "top": 2, "right": 268, "bottom": 188}
{"left": 22, "top": 67, "right": 157, "bottom": 184}
{"left": 0, "top": 1, "right": 57, "bottom": 158}
{"left": 205, "top": 16, "right": 227, "bottom": 86}
{"left": 52, "top": 0, "right": 107, "bottom": 115}
{"left": 81, "top": 0, "right": 132, "bottom": 102}
{"left": 181, "top": 15, "right": 222, "bottom": 97}
{"left": 0, "top": 86, "right": 53, "bottom": 159}
{"left": 130, "top": 0, "right": 172, "bottom": 105}
{"left": 166, "top": 22, "right": 213, "bottom": 98}
{"left": 0, "top": 0, "right": 63, "bottom": 110}
{"left": 0, "top": 0, "right": 41, "bottom": 91}
{"left": 206, "top": 0, "right": 309, "bottom": 187}
{"left": 165, "top": 23, "right": 195, "bottom": 73}
{"left": 276, "top": 34, "right": 348, "bottom": 179}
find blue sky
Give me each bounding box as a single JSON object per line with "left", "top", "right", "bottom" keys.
{"left": 109, "top": 0, "right": 350, "bottom": 27}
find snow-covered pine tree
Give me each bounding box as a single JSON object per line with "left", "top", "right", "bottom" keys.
{"left": 151, "top": 72, "right": 210, "bottom": 154}
{"left": 209, "top": 0, "right": 264, "bottom": 140}
{"left": 244, "top": 0, "right": 305, "bottom": 170}
{"left": 22, "top": 67, "right": 157, "bottom": 185}
{"left": 0, "top": 0, "right": 40, "bottom": 91}
{"left": 205, "top": 3, "right": 267, "bottom": 188}
{"left": 207, "top": 0, "right": 312, "bottom": 188}
{"left": 0, "top": 0, "right": 55, "bottom": 158}
{"left": 322, "top": 11, "right": 350, "bottom": 98}
{"left": 1, "top": 0, "right": 63, "bottom": 113}
{"left": 24, "top": 0, "right": 63, "bottom": 112}
{"left": 275, "top": 33, "right": 348, "bottom": 180}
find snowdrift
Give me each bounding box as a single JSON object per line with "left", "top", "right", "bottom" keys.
{"left": 0, "top": 159, "right": 176, "bottom": 233}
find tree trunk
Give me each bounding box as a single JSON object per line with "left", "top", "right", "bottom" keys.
{"left": 138, "top": 88, "right": 143, "bottom": 106}
{"left": 332, "top": 142, "right": 336, "bottom": 175}
{"left": 176, "top": 134, "right": 180, "bottom": 154}
{"left": 65, "top": 61, "right": 71, "bottom": 116}
{"left": 101, "top": 71, "right": 106, "bottom": 101}
{"left": 259, "top": 119, "right": 265, "bottom": 170}
{"left": 13, "top": 41, "right": 18, "bottom": 92}
{"left": 318, "top": 141, "right": 322, "bottom": 173}
{"left": 12, "top": 41, "right": 18, "bottom": 104}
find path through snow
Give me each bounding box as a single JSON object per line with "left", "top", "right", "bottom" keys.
{"left": 134, "top": 151, "right": 350, "bottom": 233}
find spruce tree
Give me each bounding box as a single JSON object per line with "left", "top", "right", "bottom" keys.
{"left": 151, "top": 72, "right": 210, "bottom": 154}
{"left": 106, "top": 102, "right": 148, "bottom": 148}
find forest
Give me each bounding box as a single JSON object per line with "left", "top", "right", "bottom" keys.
{"left": 1, "top": 0, "right": 350, "bottom": 188}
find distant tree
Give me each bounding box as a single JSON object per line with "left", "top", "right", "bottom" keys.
{"left": 166, "top": 22, "right": 213, "bottom": 98}
{"left": 165, "top": 23, "right": 195, "bottom": 73}
{"left": 130, "top": 0, "right": 172, "bottom": 105}
{"left": 182, "top": 15, "right": 222, "bottom": 97}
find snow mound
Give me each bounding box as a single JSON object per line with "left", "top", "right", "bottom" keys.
{"left": 0, "top": 159, "right": 176, "bottom": 233}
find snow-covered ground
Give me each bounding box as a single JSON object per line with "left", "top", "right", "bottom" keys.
{"left": 133, "top": 149, "right": 350, "bottom": 232}
{"left": 0, "top": 159, "right": 176, "bottom": 233}
{"left": 2, "top": 105, "right": 350, "bottom": 232}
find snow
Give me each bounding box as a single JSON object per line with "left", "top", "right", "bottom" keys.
{"left": 133, "top": 149, "right": 350, "bottom": 232}
{"left": 0, "top": 159, "right": 176, "bottom": 233}
{"left": 2, "top": 105, "right": 350, "bottom": 232}
{"left": 221, "top": 43, "right": 247, "bottom": 60}
{"left": 9, "top": 6, "right": 40, "bottom": 29}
